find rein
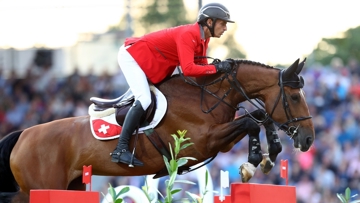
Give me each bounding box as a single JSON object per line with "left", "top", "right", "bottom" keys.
{"left": 178, "top": 61, "right": 312, "bottom": 137}
{"left": 177, "top": 66, "right": 239, "bottom": 113}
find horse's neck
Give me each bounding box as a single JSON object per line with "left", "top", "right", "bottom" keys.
{"left": 156, "top": 65, "right": 279, "bottom": 108}
{"left": 158, "top": 75, "right": 237, "bottom": 123}
{"left": 236, "top": 63, "right": 279, "bottom": 99}
{"left": 190, "top": 63, "right": 279, "bottom": 104}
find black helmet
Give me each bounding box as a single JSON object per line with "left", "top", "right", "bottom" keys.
{"left": 197, "top": 3, "right": 234, "bottom": 37}
{"left": 197, "top": 3, "right": 235, "bottom": 24}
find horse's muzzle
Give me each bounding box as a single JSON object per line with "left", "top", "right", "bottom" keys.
{"left": 292, "top": 126, "right": 314, "bottom": 152}
{"left": 296, "top": 135, "right": 314, "bottom": 152}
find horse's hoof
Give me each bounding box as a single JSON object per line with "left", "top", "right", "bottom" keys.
{"left": 239, "top": 162, "right": 256, "bottom": 183}
{"left": 260, "top": 153, "right": 275, "bottom": 174}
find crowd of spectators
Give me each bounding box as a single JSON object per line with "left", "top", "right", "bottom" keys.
{"left": 1, "top": 57, "right": 360, "bottom": 203}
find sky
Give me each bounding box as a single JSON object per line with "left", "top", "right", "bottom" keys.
{"left": 0, "top": 0, "right": 359, "bottom": 65}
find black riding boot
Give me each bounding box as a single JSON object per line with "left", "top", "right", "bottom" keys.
{"left": 110, "top": 100, "right": 144, "bottom": 166}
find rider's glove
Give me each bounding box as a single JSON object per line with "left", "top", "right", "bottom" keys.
{"left": 215, "top": 60, "right": 233, "bottom": 73}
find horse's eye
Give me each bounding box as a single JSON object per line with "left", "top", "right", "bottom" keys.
{"left": 291, "top": 94, "right": 300, "bottom": 101}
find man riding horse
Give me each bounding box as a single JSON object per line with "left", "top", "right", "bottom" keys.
{"left": 111, "top": 3, "right": 236, "bottom": 166}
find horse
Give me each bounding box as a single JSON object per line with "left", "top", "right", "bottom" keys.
{"left": 0, "top": 58, "right": 314, "bottom": 202}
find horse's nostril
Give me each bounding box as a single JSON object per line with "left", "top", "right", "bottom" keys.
{"left": 306, "top": 137, "right": 313, "bottom": 146}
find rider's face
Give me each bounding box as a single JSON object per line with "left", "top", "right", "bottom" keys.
{"left": 213, "top": 19, "right": 228, "bottom": 38}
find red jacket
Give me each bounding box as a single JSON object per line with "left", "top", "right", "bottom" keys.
{"left": 124, "top": 23, "right": 217, "bottom": 84}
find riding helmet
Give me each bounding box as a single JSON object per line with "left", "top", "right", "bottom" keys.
{"left": 197, "top": 3, "right": 235, "bottom": 24}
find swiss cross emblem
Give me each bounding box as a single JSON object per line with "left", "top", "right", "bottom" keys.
{"left": 92, "top": 118, "right": 122, "bottom": 138}
{"left": 98, "top": 124, "right": 110, "bottom": 134}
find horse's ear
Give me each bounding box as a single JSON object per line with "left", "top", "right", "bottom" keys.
{"left": 296, "top": 58, "right": 306, "bottom": 75}
{"left": 284, "top": 58, "right": 300, "bottom": 78}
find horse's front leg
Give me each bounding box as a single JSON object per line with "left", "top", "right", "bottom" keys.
{"left": 260, "top": 119, "right": 282, "bottom": 174}
{"left": 229, "top": 116, "right": 263, "bottom": 183}
{"left": 239, "top": 120, "right": 263, "bottom": 183}
{"left": 247, "top": 110, "right": 283, "bottom": 174}
{"left": 207, "top": 117, "right": 263, "bottom": 183}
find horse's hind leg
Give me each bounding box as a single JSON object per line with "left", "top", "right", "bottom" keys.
{"left": 68, "top": 176, "right": 86, "bottom": 190}
{"left": 239, "top": 118, "right": 262, "bottom": 183}
{"left": 0, "top": 191, "right": 29, "bottom": 203}
{"left": 0, "top": 192, "right": 17, "bottom": 203}
{"left": 11, "top": 191, "right": 29, "bottom": 203}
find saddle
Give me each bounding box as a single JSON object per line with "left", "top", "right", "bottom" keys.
{"left": 90, "top": 88, "right": 156, "bottom": 127}
{"left": 90, "top": 88, "right": 191, "bottom": 178}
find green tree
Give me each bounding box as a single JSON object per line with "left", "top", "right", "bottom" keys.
{"left": 140, "top": 0, "right": 191, "bottom": 33}
{"left": 205, "top": 22, "right": 246, "bottom": 60}
{"left": 308, "top": 26, "right": 360, "bottom": 66}
{"left": 223, "top": 34, "right": 246, "bottom": 59}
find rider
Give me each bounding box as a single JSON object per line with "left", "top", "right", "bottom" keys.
{"left": 110, "top": 2, "right": 235, "bottom": 166}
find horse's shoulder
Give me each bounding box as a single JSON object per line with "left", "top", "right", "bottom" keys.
{"left": 156, "top": 75, "right": 182, "bottom": 90}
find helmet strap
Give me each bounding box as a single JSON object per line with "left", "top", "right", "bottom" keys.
{"left": 209, "top": 18, "right": 217, "bottom": 37}
{"left": 202, "top": 18, "right": 216, "bottom": 37}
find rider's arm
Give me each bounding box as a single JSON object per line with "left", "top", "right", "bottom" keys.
{"left": 176, "top": 31, "right": 217, "bottom": 76}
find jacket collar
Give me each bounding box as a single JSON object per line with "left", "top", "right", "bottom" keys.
{"left": 198, "top": 23, "right": 206, "bottom": 40}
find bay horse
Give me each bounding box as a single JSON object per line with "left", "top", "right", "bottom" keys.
{"left": 0, "top": 58, "right": 314, "bottom": 203}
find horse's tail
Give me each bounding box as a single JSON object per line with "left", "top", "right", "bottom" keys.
{"left": 0, "top": 130, "right": 23, "bottom": 192}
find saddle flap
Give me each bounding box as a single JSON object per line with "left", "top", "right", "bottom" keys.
{"left": 115, "top": 91, "right": 157, "bottom": 126}
{"left": 88, "top": 86, "right": 167, "bottom": 140}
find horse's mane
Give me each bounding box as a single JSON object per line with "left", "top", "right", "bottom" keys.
{"left": 234, "top": 59, "right": 274, "bottom": 69}
{"left": 157, "top": 59, "right": 276, "bottom": 87}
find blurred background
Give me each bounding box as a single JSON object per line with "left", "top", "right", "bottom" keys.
{"left": 1, "top": 0, "right": 360, "bottom": 202}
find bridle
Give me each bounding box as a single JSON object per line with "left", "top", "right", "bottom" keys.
{"left": 178, "top": 62, "right": 312, "bottom": 137}
{"left": 257, "top": 69, "right": 312, "bottom": 136}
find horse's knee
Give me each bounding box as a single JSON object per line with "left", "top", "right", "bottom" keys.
{"left": 266, "top": 131, "right": 282, "bottom": 154}
{"left": 248, "top": 109, "right": 266, "bottom": 120}
{"left": 245, "top": 119, "right": 261, "bottom": 134}
{"left": 268, "top": 142, "right": 282, "bottom": 155}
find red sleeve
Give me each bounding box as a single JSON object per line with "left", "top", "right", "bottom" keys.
{"left": 200, "top": 39, "right": 210, "bottom": 65}
{"left": 124, "top": 37, "right": 140, "bottom": 46}
{"left": 176, "top": 32, "right": 216, "bottom": 77}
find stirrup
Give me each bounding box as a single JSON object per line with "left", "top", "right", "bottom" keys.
{"left": 110, "top": 148, "right": 143, "bottom": 166}
{"left": 110, "top": 148, "right": 126, "bottom": 163}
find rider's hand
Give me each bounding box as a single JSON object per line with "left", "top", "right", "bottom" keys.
{"left": 210, "top": 58, "right": 221, "bottom": 65}
{"left": 225, "top": 58, "right": 236, "bottom": 66}
{"left": 215, "top": 60, "right": 233, "bottom": 73}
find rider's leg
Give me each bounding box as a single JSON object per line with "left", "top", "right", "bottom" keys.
{"left": 110, "top": 44, "right": 152, "bottom": 166}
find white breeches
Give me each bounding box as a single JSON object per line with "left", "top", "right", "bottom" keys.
{"left": 118, "top": 44, "right": 151, "bottom": 111}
